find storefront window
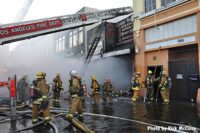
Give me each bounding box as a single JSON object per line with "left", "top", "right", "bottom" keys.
{"left": 145, "top": 15, "right": 197, "bottom": 43}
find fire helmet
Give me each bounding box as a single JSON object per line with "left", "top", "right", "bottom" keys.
{"left": 106, "top": 79, "right": 111, "bottom": 83}
{"left": 136, "top": 72, "right": 141, "bottom": 76}
{"left": 36, "top": 72, "right": 45, "bottom": 79}
{"left": 162, "top": 70, "right": 167, "bottom": 75}
{"left": 91, "top": 75, "right": 96, "bottom": 80}
{"left": 70, "top": 70, "right": 77, "bottom": 76}
{"left": 148, "top": 70, "right": 153, "bottom": 74}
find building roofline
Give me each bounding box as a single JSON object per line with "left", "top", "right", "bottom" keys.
{"left": 76, "top": 6, "right": 99, "bottom": 13}
{"left": 139, "top": 0, "right": 191, "bottom": 19}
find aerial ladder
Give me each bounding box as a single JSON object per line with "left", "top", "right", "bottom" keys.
{"left": 14, "top": 0, "right": 34, "bottom": 22}
{"left": 0, "top": 6, "right": 132, "bottom": 45}
{"left": 85, "top": 21, "right": 105, "bottom": 63}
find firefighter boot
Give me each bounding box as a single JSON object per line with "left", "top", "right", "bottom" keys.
{"left": 132, "top": 90, "right": 139, "bottom": 101}
{"left": 32, "top": 104, "right": 39, "bottom": 124}
{"left": 43, "top": 104, "right": 52, "bottom": 123}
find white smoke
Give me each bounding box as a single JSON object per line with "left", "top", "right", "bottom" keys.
{"left": 0, "top": 33, "right": 133, "bottom": 96}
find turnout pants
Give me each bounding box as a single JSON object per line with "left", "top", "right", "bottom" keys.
{"left": 146, "top": 88, "right": 154, "bottom": 101}
{"left": 132, "top": 87, "right": 140, "bottom": 101}
{"left": 66, "top": 96, "right": 83, "bottom": 121}
{"left": 53, "top": 90, "right": 60, "bottom": 101}
{"left": 160, "top": 89, "right": 169, "bottom": 103}
{"left": 32, "top": 102, "right": 50, "bottom": 123}
{"left": 102, "top": 93, "right": 112, "bottom": 103}
{"left": 93, "top": 93, "right": 100, "bottom": 105}
{"left": 69, "top": 96, "right": 83, "bottom": 115}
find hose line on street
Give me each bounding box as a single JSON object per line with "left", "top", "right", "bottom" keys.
{"left": 46, "top": 110, "right": 196, "bottom": 133}
{"left": 84, "top": 113, "right": 188, "bottom": 133}
{"left": 13, "top": 113, "right": 61, "bottom": 133}
{"left": 48, "top": 122, "right": 59, "bottom": 133}
{"left": 0, "top": 104, "right": 27, "bottom": 111}
{"left": 13, "top": 120, "right": 45, "bottom": 133}
{"left": 0, "top": 105, "right": 199, "bottom": 133}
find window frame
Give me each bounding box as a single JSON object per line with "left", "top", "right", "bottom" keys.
{"left": 145, "top": 0, "right": 156, "bottom": 13}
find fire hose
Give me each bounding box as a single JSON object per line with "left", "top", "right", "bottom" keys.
{"left": 45, "top": 110, "right": 200, "bottom": 133}
{"left": 0, "top": 101, "right": 199, "bottom": 133}
{"left": 13, "top": 113, "right": 61, "bottom": 133}
{"left": 14, "top": 106, "right": 94, "bottom": 133}
{"left": 0, "top": 104, "right": 27, "bottom": 111}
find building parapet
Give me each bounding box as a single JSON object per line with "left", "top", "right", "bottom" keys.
{"left": 139, "top": 0, "right": 191, "bottom": 19}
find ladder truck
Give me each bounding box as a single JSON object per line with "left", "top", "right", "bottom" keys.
{"left": 0, "top": 7, "right": 133, "bottom": 45}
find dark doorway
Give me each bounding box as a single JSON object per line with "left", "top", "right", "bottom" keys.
{"left": 169, "top": 44, "right": 199, "bottom": 103}
{"left": 147, "top": 65, "right": 163, "bottom": 102}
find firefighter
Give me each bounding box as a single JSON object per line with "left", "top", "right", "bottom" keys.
{"left": 91, "top": 75, "right": 100, "bottom": 106}
{"left": 32, "top": 72, "right": 51, "bottom": 124}
{"left": 65, "top": 70, "right": 84, "bottom": 121}
{"left": 158, "top": 70, "right": 171, "bottom": 104}
{"left": 131, "top": 72, "right": 141, "bottom": 101}
{"left": 17, "top": 75, "right": 28, "bottom": 103}
{"left": 52, "top": 73, "right": 63, "bottom": 103}
{"left": 102, "top": 78, "right": 113, "bottom": 103}
{"left": 144, "top": 70, "right": 155, "bottom": 102}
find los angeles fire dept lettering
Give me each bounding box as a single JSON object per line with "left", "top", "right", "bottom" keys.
{"left": 0, "top": 19, "right": 63, "bottom": 38}
{"left": 11, "top": 25, "right": 35, "bottom": 33}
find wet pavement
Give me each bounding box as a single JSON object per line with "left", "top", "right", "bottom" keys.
{"left": 0, "top": 97, "right": 200, "bottom": 133}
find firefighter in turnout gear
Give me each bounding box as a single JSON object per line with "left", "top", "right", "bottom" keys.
{"left": 91, "top": 75, "right": 100, "bottom": 106}
{"left": 158, "top": 70, "right": 171, "bottom": 104}
{"left": 66, "top": 70, "right": 84, "bottom": 121}
{"left": 145, "top": 70, "right": 155, "bottom": 102}
{"left": 102, "top": 79, "right": 113, "bottom": 103}
{"left": 17, "top": 75, "right": 28, "bottom": 103}
{"left": 52, "top": 73, "right": 63, "bottom": 103}
{"left": 32, "top": 72, "right": 51, "bottom": 124}
{"left": 131, "top": 72, "right": 141, "bottom": 101}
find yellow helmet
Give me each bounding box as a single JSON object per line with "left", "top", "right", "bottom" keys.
{"left": 91, "top": 75, "right": 96, "bottom": 80}
{"left": 36, "top": 72, "right": 44, "bottom": 79}
{"left": 148, "top": 70, "right": 153, "bottom": 74}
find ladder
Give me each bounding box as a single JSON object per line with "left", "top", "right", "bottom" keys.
{"left": 85, "top": 21, "right": 105, "bottom": 64}
{"left": 0, "top": 7, "right": 132, "bottom": 45}
{"left": 14, "top": 0, "right": 34, "bottom": 22}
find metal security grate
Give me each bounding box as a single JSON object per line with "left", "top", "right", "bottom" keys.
{"left": 169, "top": 44, "right": 198, "bottom": 60}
